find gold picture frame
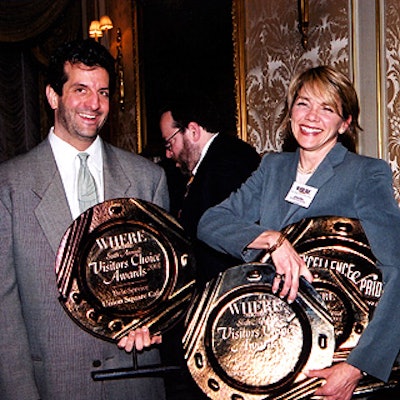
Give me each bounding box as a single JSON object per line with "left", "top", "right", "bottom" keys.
{"left": 232, "top": 0, "right": 247, "bottom": 143}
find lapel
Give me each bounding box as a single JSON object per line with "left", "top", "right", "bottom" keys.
{"left": 102, "top": 142, "right": 131, "bottom": 199}
{"left": 189, "top": 134, "right": 230, "bottom": 196}
{"left": 32, "top": 140, "right": 73, "bottom": 254}
{"left": 189, "top": 135, "right": 218, "bottom": 186}
{"left": 33, "top": 141, "right": 132, "bottom": 254}
{"left": 281, "top": 143, "right": 348, "bottom": 227}
{"left": 276, "top": 152, "right": 300, "bottom": 227}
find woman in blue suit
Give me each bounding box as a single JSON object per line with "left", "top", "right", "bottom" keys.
{"left": 198, "top": 66, "right": 400, "bottom": 400}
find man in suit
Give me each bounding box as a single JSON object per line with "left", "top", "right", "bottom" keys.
{"left": 159, "top": 96, "right": 260, "bottom": 400}
{"left": 0, "top": 39, "right": 168, "bottom": 400}
{"left": 160, "top": 96, "right": 260, "bottom": 288}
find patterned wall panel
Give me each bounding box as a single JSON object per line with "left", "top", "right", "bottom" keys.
{"left": 244, "top": 0, "right": 350, "bottom": 154}
{"left": 386, "top": 1, "right": 400, "bottom": 201}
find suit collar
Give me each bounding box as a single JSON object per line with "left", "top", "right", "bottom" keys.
{"left": 33, "top": 140, "right": 134, "bottom": 254}
{"left": 306, "top": 142, "right": 347, "bottom": 186}
{"left": 192, "top": 133, "right": 228, "bottom": 178}
{"left": 281, "top": 143, "right": 348, "bottom": 226}
{"left": 102, "top": 142, "right": 131, "bottom": 199}
{"left": 192, "top": 133, "right": 218, "bottom": 175}
{"left": 32, "top": 139, "right": 74, "bottom": 253}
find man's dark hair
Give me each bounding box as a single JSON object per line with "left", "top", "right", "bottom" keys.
{"left": 161, "top": 93, "right": 221, "bottom": 133}
{"left": 46, "top": 39, "right": 116, "bottom": 96}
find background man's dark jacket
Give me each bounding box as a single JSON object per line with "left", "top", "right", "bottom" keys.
{"left": 179, "top": 133, "right": 260, "bottom": 287}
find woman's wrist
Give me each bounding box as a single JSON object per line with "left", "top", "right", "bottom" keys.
{"left": 267, "top": 232, "right": 285, "bottom": 254}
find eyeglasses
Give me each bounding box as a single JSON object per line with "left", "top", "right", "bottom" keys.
{"left": 164, "top": 127, "right": 183, "bottom": 151}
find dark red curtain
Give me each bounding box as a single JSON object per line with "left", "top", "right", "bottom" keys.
{"left": 0, "top": 0, "right": 81, "bottom": 162}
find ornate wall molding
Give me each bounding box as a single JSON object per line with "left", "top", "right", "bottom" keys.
{"left": 241, "top": 0, "right": 350, "bottom": 154}
{"left": 386, "top": 0, "right": 400, "bottom": 200}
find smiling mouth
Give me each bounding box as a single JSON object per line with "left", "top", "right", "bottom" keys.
{"left": 79, "top": 112, "right": 99, "bottom": 121}
{"left": 300, "top": 125, "right": 322, "bottom": 135}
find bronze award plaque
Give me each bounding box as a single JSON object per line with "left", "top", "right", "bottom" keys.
{"left": 282, "top": 216, "right": 400, "bottom": 396}
{"left": 283, "top": 216, "right": 380, "bottom": 355}
{"left": 55, "top": 198, "right": 196, "bottom": 342}
{"left": 185, "top": 217, "right": 400, "bottom": 398}
{"left": 184, "top": 263, "right": 335, "bottom": 399}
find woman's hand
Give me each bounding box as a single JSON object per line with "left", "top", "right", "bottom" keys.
{"left": 307, "top": 362, "right": 362, "bottom": 400}
{"left": 117, "top": 326, "right": 162, "bottom": 352}
{"left": 248, "top": 230, "right": 313, "bottom": 303}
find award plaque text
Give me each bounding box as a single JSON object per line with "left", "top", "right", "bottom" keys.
{"left": 56, "top": 198, "right": 196, "bottom": 341}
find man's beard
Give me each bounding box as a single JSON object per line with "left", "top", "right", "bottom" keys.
{"left": 177, "top": 139, "right": 201, "bottom": 176}
{"left": 179, "top": 160, "right": 191, "bottom": 176}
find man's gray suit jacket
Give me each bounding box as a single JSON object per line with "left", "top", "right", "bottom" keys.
{"left": 0, "top": 138, "right": 169, "bottom": 400}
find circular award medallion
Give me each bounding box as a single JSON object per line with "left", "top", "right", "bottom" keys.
{"left": 55, "top": 198, "right": 196, "bottom": 341}
{"left": 283, "top": 216, "right": 381, "bottom": 354}
{"left": 280, "top": 217, "right": 400, "bottom": 396}
{"left": 184, "top": 263, "right": 335, "bottom": 399}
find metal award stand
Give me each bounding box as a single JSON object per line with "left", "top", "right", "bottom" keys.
{"left": 91, "top": 347, "right": 181, "bottom": 381}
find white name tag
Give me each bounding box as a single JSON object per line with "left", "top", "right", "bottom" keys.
{"left": 285, "top": 182, "right": 318, "bottom": 208}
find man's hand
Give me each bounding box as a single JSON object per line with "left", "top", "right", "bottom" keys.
{"left": 117, "top": 326, "right": 162, "bottom": 352}
{"left": 307, "top": 362, "right": 362, "bottom": 400}
{"left": 249, "top": 230, "right": 313, "bottom": 302}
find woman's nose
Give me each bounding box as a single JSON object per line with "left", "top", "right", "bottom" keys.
{"left": 305, "top": 106, "right": 319, "bottom": 121}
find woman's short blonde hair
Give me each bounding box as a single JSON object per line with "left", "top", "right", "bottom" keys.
{"left": 280, "top": 66, "right": 362, "bottom": 148}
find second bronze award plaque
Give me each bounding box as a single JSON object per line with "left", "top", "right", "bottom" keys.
{"left": 184, "top": 263, "right": 335, "bottom": 400}
{"left": 55, "top": 198, "right": 196, "bottom": 341}
{"left": 184, "top": 217, "right": 399, "bottom": 399}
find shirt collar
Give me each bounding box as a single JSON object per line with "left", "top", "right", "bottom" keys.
{"left": 48, "top": 127, "right": 103, "bottom": 172}
{"left": 192, "top": 133, "right": 218, "bottom": 175}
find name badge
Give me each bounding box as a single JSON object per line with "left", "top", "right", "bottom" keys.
{"left": 285, "top": 182, "right": 318, "bottom": 208}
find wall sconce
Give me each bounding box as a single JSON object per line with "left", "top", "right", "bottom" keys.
{"left": 99, "top": 15, "right": 113, "bottom": 32}
{"left": 89, "top": 15, "right": 113, "bottom": 43}
{"left": 89, "top": 20, "right": 103, "bottom": 41}
{"left": 298, "top": 0, "right": 309, "bottom": 49}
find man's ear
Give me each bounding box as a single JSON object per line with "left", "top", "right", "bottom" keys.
{"left": 187, "top": 121, "right": 201, "bottom": 141}
{"left": 46, "top": 85, "right": 59, "bottom": 110}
